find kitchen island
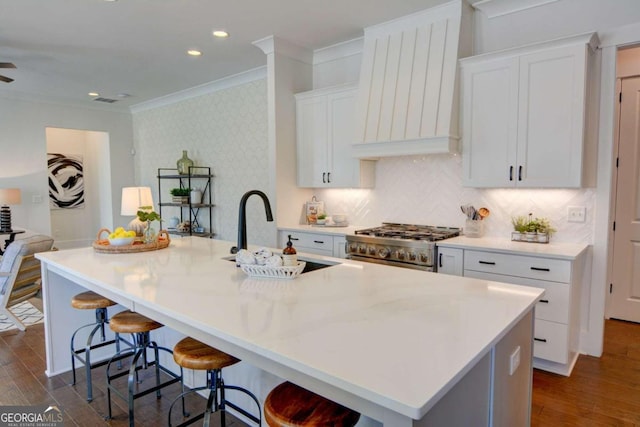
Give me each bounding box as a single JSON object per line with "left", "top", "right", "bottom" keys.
{"left": 37, "top": 237, "right": 543, "bottom": 427}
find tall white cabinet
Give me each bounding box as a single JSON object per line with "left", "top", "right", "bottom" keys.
{"left": 295, "top": 85, "right": 375, "bottom": 188}
{"left": 460, "top": 33, "right": 599, "bottom": 188}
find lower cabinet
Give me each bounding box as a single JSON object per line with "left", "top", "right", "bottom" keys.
{"left": 436, "top": 244, "right": 586, "bottom": 376}
{"left": 277, "top": 230, "right": 346, "bottom": 258}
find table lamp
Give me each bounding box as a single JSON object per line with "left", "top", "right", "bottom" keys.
{"left": 0, "top": 188, "right": 21, "bottom": 233}
{"left": 121, "top": 187, "right": 154, "bottom": 236}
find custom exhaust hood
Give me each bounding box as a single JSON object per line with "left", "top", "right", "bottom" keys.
{"left": 352, "top": 0, "right": 472, "bottom": 158}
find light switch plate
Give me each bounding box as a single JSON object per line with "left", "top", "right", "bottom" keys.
{"left": 567, "top": 206, "right": 586, "bottom": 223}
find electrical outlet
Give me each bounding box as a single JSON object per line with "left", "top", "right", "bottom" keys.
{"left": 567, "top": 206, "right": 586, "bottom": 223}
{"left": 509, "top": 346, "right": 521, "bottom": 376}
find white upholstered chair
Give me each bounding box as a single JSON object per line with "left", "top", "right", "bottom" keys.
{"left": 0, "top": 234, "right": 55, "bottom": 330}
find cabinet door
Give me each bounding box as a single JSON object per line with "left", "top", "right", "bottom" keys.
{"left": 327, "top": 89, "right": 358, "bottom": 187}
{"left": 437, "top": 247, "right": 463, "bottom": 276}
{"left": 461, "top": 57, "right": 519, "bottom": 187}
{"left": 516, "top": 45, "right": 586, "bottom": 187}
{"left": 296, "top": 96, "right": 328, "bottom": 187}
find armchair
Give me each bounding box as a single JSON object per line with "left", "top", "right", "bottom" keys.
{"left": 0, "top": 234, "right": 54, "bottom": 330}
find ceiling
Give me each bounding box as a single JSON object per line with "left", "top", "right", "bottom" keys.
{"left": 0, "top": 0, "right": 454, "bottom": 111}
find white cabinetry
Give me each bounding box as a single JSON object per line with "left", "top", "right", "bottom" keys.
{"left": 437, "top": 247, "right": 463, "bottom": 276}
{"left": 463, "top": 250, "right": 584, "bottom": 376}
{"left": 295, "top": 85, "right": 375, "bottom": 188}
{"left": 460, "top": 33, "right": 598, "bottom": 188}
{"left": 278, "top": 230, "right": 346, "bottom": 258}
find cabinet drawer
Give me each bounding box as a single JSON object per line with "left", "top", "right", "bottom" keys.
{"left": 282, "top": 232, "right": 333, "bottom": 252}
{"left": 533, "top": 319, "right": 568, "bottom": 364}
{"left": 464, "top": 270, "right": 569, "bottom": 324}
{"left": 464, "top": 250, "right": 570, "bottom": 283}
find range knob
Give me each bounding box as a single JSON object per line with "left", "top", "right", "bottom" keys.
{"left": 348, "top": 243, "right": 358, "bottom": 253}
{"left": 396, "top": 249, "right": 406, "bottom": 260}
{"left": 358, "top": 245, "right": 367, "bottom": 254}
{"left": 378, "top": 248, "right": 390, "bottom": 258}
{"left": 419, "top": 253, "right": 429, "bottom": 263}
{"left": 368, "top": 246, "right": 377, "bottom": 255}
{"left": 408, "top": 252, "right": 417, "bottom": 261}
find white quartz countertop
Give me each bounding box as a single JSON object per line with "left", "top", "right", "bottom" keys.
{"left": 437, "top": 236, "right": 589, "bottom": 260}
{"left": 37, "top": 237, "right": 542, "bottom": 420}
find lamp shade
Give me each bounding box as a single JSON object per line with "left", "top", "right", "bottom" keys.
{"left": 121, "top": 187, "right": 154, "bottom": 216}
{"left": 0, "top": 188, "right": 21, "bottom": 205}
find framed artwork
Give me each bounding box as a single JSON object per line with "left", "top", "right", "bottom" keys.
{"left": 48, "top": 153, "right": 85, "bottom": 209}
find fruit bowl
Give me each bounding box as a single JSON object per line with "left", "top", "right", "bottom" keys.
{"left": 108, "top": 236, "right": 135, "bottom": 246}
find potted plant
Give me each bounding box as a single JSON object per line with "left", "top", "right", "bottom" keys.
{"left": 316, "top": 213, "right": 327, "bottom": 225}
{"left": 170, "top": 187, "right": 191, "bottom": 204}
{"left": 136, "top": 206, "right": 161, "bottom": 243}
{"left": 511, "top": 216, "right": 528, "bottom": 241}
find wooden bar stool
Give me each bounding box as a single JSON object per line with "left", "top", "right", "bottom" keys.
{"left": 264, "top": 381, "right": 360, "bottom": 427}
{"left": 168, "top": 337, "right": 261, "bottom": 427}
{"left": 70, "top": 290, "right": 128, "bottom": 402}
{"left": 105, "top": 310, "right": 184, "bottom": 427}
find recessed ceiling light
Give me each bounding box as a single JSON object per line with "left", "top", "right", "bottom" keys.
{"left": 88, "top": 92, "right": 99, "bottom": 97}
{"left": 187, "top": 50, "right": 202, "bottom": 56}
{"left": 212, "top": 30, "right": 229, "bottom": 38}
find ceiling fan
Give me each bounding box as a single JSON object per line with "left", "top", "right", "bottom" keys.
{"left": 0, "top": 62, "right": 16, "bottom": 83}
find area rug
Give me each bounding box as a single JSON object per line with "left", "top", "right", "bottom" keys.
{"left": 0, "top": 301, "right": 44, "bottom": 332}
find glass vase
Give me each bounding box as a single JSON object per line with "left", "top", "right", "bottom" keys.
{"left": 176, "top": 150, "right": 194, "bottom": 175}
{"left": 143, "top": 222, "right": 156, "bottom": 244}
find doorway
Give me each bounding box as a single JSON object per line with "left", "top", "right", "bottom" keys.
{"left": 607, "top": 45, "right": 640, "bottom": 322}
{"left": 45, "top": 127, "right": 113, "bottom": 249}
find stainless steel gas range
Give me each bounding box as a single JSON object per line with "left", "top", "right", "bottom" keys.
{"left": 346, "top": 223, "right": 461, "bottom": 272}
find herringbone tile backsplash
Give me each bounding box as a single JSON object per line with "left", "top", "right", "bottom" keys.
{"left": 315, "top": 154, "right": 595, "bottom": 244}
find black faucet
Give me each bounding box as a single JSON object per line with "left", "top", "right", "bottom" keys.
{"left": 230, "top": 190, "right": 274, "bottom": 254}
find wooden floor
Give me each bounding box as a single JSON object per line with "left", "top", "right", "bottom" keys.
{"left": 2, "top": 317, "right": 640, "bottom": 426}
{"left": 532, "top": 319, "right": 640, "bottom": 426}
{"left": 0, "top": 322, "right": 246, "bottom": 427}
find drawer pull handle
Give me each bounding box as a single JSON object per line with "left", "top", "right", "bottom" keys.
{"left": 290, "top": 237, "right": 299, "bottom": 241}
{"left": 538, "top": 299, "right": 549, "bottom": 304}
{"left": 534, "top": 338, "right": 547, "bottom": 343}
{"left": 530, "top": 267, "right": 550, "bottom": 272}
{"left": 313, "top": 240, "right": 325, "bottom": 244}
{"left": 478, "top": 261, "right": 496, "bottom": 265}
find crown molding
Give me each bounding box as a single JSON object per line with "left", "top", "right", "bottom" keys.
{"left": 313, "top": 37, "right": 364, "bottom": 65}
{"left": 129, "top": 66, "right": 267, "bottom": 113}
{"left": 471, "top": 0, "right": 560, "bottom": 19}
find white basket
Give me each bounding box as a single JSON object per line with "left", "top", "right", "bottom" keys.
{"left": 240, "top": 262, "right": 306, "bottom": 279}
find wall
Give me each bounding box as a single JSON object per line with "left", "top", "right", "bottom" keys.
{"left": 0, "top": 94, "right": 134, "bottom": 239}
{"left": 46, "top": 127, "right": 112, "bottom": 248}
{"left": 132, "top": 78, "right": 271, "bottom": 246}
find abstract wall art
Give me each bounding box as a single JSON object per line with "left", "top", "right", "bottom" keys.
{"left": 48, "top": 153, "right": 85, "bottom": 209}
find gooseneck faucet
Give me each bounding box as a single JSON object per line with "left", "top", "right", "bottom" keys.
{"left": 230, "top": 190, "right": 274, "bottom": 254}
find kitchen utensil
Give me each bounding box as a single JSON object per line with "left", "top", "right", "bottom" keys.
{"left": 478, "top": 207, "right": 490, "bottom": 220}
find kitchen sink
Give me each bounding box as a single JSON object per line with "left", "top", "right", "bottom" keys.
{"left": 224, "top": 256, "right": 338, "bottom": 274}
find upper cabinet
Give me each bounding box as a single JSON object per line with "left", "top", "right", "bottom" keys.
{"left": 460, "top": 33, "right": 599, "bottom": 188}
{"left": 295, "top": 84, "right": 375, "bottom": 188}
{"left": 352, "top": 1, "right": 473, "bottom": 158}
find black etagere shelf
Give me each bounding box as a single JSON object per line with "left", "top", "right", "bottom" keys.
{"left": 157, "top": 166, "right": 214, "bottom": 238}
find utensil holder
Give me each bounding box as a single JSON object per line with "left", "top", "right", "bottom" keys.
{"left": 465, "top": 219, "right": 484, "bottom": 238}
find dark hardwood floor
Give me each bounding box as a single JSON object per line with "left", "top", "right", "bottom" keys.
{"left": 0, "top": 321, "right": 244, "bottom": 427}
{"left": 2, "top": 315, "right": 640, "bottom": 426}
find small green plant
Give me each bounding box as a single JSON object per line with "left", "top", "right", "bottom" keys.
{"left": 317, "top": 213, "right": 326, "bottom": 220}
{"left": 170, "top": 188, "right": 191, "bottom": 197}
{"left": 137, "top": 206, "right": 161, "bottom": 222}
{"left": 512, "top": 213, "right": 555, "bottom": 236}
{"left": 511, "top": 216, "right": 528, "bottom": 233}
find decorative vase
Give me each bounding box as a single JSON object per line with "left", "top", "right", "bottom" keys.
{"left": 190, "top": 189, "right": 202, "bottom": 204}
{"left": 176, "top": 150, "right": 194, "bottom": 175}
{"left": 143, "top": 222, "right": 156, "bottom": 244}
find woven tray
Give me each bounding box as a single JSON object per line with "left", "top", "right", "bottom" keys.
{"left": 240, "top": 262, "right": 306, "bottom": 279}
{"left": 92, "top": 228, "right": 170, "bottom": 253}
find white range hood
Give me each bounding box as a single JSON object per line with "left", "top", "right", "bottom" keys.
{"left": 353, "top": 0, "right": 472, "bottom": 158}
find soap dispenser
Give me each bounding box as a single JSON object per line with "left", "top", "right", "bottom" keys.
{"left": 282, "top": 235, "right": 298, "bottom": 267}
